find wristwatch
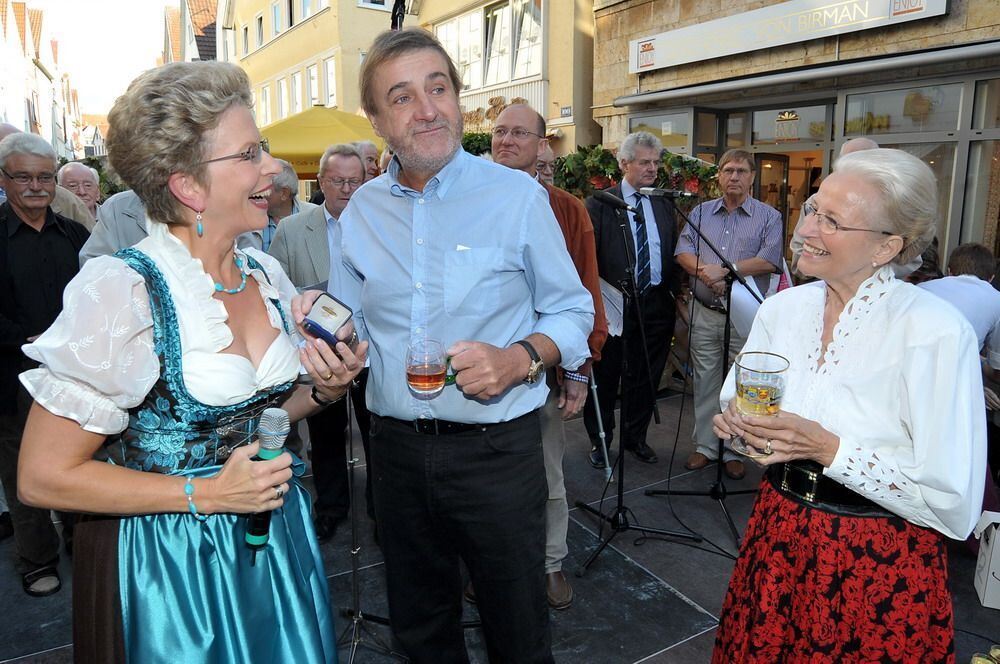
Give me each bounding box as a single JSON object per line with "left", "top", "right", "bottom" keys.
{"left": 513, "top": 340, "right": 545, "bottom": 384}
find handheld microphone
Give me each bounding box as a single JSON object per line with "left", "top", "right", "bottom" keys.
{"left": 639, "top": 187, "right": 699, "bottom": 198}
{"left": 593, "top": 190, "right": 637, "bottom": 212}
{"left": 246, "top": 407, "right": 290, "bottom": 565}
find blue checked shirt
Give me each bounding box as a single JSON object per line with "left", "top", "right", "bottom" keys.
{"left": 332, "top": 149, "right": 594, "bottom": 423}
{"left": 675, "top": 195, "right": 783, "bottom": 307}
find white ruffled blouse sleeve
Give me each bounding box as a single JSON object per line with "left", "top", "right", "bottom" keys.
{"left": 20, "top": 256, "right": 159, "bottom": 435}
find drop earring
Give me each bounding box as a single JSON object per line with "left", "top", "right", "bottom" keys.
{"left": 196, "top": 212, "right": 204, "bottom": 237}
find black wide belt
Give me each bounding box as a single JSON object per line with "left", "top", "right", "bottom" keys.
{"left": 766, "top": 461, "right": 894, "bottom": 519}
{"left": 376, "top": 411, "right": 535, "bottom": 436}
{"left": 379, "top": 416, "right": 485, "bottom": 435}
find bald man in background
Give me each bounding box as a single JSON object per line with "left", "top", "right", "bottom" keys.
{"left": 0, "top": 124, "right": 95, "bottom": 230}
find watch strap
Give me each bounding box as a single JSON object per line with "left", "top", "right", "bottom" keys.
{"left": 513, "top": 339, "right": 541, "bottom": 363}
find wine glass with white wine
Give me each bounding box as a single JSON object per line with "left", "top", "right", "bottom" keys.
{"left": 729, "top": 351, "right": 789, "bottom": 459}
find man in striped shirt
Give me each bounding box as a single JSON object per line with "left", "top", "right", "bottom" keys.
{"left": 675, "top": 149, "right": 783, "bottom": 480}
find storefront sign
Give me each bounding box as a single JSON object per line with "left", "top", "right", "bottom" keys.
{"left": 629, "top": 0, "right": 948, "bottom": 74}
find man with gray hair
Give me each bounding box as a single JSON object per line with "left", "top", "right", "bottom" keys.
{"left": 0, "top": 131, "right": 89, "bottom": 597}
{"left": 57, "top": 162, "right": 101, "bottom": 219}
{"left": 260, "top": 158, "right": 316, "bottom": 253}
{"left": 354, "top": 140, "right": 381, "bottom": 180}
{"left": 270, "top": 143, "right": 372, "bottom": 543}
{"left": 0, "top": 124, "right": 95, "bottom": 229}
{"left": 584, "top": 131, "right": 682, "bottom": 467}
{"left": 676, "top": 148, "right": 783, "bottom": 480}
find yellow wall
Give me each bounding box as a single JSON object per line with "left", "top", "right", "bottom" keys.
{"left": 233, "top": 0, "right": 413, "bottom": 123}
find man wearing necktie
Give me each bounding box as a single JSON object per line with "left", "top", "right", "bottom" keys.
{"left": 584, "top": 131, "right": 682, "bottom": 466}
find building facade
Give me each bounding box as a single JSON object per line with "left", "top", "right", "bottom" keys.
{"left": 1, "top": 2, "right": 83, "bottom": 159}
{"left": 593, "top": 0, "right": 1000, "bottom": 260}
{"left": 418, "top": 0, "right": 600, "bottom": 151}
{"left": 217, "top": 0, "right": 408, "bottom": 127}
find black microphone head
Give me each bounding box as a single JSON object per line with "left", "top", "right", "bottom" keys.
{"left": 593, "top": 190, "right": 630, "bottom": 210}
{"left": 258, "top": 408, "right": 290, "bottom": 451}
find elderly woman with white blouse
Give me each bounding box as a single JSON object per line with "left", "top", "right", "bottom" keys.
{"left": 711, "top": 149, "right": 985, "bottom": 663}
{"left": 16, "top": 62, "right": 364, "bottom": 663}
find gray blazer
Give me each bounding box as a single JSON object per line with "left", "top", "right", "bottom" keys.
{"left": 80, "top": 190, "right": 148, "bottom": 265}
{"left": 267, "top": 204, "right": 331, "bottom": 289}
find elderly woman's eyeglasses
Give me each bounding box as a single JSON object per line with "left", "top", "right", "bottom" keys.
{"left": 201, "top": 139, "right": 270, "bottom": 165}
{"left": 0, "top": 168, "right": 56, "bottom": 185}
{"left": 804, "top": 203, "right": 893, "bottom": 237}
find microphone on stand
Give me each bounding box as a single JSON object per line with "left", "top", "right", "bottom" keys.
{"left": 593, "top": 190, "right": 638, "bottom": 212}
{"left": 639, "top": 187, "right": 699, "bottom": 198}
{"left": 246, "top": 407, "right": 290, "bottom": 566}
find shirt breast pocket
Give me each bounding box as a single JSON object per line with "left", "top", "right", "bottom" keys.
{"left": 444, "top": 248, "right": 502, "bottom": 317}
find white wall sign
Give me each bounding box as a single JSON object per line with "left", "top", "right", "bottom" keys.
{"left": 629, "top": 0, "right": 948, "bottom": 74}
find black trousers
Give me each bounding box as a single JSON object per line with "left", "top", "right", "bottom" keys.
{"left": 584, "top": 285, "right": 675, "bottom": 451}
{"left": 307, "top": 369, "right": 374, "bottom": 521}
{"left": 369, "top": 411, "right": 553, "bottom": 664}
{"left": 0, "top": 364, "right": 61, "bottom": 574}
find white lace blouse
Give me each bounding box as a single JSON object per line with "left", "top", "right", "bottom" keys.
{"left": 721, "top": 267, "right": 987, "bottom": 539}
{"left": 20, "top": 220, "right": 303, "bottom": 436}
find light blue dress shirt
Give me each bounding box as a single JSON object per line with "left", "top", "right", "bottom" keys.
{"left": 323, "top": 204, "right": 347, "bottom": 298}
{"left": 332, "top": 149, "right": 594, "bottom": 423}
{"left": 619, "top": 179, "right": 662, "bottom": 287}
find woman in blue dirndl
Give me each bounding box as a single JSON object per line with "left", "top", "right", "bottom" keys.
{"left": 17, "top": 61, "right": 366, "bottom": 663}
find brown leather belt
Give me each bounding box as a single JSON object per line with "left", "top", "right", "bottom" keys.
{"left": 766, "top": 461, "right": 894, "bottom": 518}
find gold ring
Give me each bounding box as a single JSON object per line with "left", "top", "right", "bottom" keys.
{"left": 322, "top": 372, "right": 333, "bottom": 381}
{"left": 764, "top": 439, "right": 773, "bottom": 455}
{"left": 275, "top": 487, "right": 284, "bottom": 500}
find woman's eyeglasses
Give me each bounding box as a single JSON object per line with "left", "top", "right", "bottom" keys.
{"left": 201, "top": 139, "right": 270, "bottom": 165}
{"left": 804, "top": 203, "right": 893, "bottom": 236}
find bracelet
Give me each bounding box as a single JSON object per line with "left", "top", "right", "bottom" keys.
{"left": 564, "top": 371, "right": 589, "bottom": 384}
{"left": 311, "top": 385, "right": 346, "bottom": 407}
{"left": 184, "top": 475, "right": 207, "bottom": 522}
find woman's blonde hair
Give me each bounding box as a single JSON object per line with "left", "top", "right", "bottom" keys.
{"left": 106, "top": 61, "right": 253, "bottom": 226}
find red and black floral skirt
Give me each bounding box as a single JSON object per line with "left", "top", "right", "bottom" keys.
{"left": 712, "top": 481, "right": 954, "bottom": 663}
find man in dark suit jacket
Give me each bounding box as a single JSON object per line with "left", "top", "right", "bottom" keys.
{"left": 584, "top": 131, "right": 680, "bottom": 466}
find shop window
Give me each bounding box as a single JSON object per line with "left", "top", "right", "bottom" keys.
{"left": 511, "top": 0, "right": 542, "bottom": 80}
{"left": 752, "top": 106, "right": 828, "bottom": 144}
{"left": 881, "top": 141, "right": 956, "bottom": 241}
{"left": 964, "top": 141, "right": 1000, "bottom": 252}
{"left": 629, "top": 112, "right": 689, "bottom": 152}
{"left": 845, "top": 84, "right": 962, "bottom": 136}
{"left": 484, "top": 3, "right": 512, "bottom": 87}
{"left": 436, "top": 15, "right": 482, "bottom": 90}
{"left": 974, "top": 79, "right": 1000, "bottom": 130}
{"left": 696, "top": 112, "right": 718, "bottom": 148}
{"left": 726, "top": 113, "right": 746, "bottom": 148}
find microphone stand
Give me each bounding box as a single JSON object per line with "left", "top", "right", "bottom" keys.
{"left": 576, "top": 196, "right": 701, "bottom": 576}
{"left": 643, "top": 195, "right": 763, "bottom": 546}
{"left": 337, "top": 383, "right": 407, "bottom": 662}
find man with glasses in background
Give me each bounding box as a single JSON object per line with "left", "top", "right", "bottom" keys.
{"left": 675, "top": 148, "right": 783, "bottom": 481}
{"left": 536, "top": 143, "right": 556, "bottom": 185}
{"left": 0, "top": 132, "right": 89, "bottom": 597}
{"left": 269, "top": 143, "right": 375, "bottom": 542}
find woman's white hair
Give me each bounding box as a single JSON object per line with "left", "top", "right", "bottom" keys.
{"left": 833, "top": 148, "right": 937, "bottom": 265}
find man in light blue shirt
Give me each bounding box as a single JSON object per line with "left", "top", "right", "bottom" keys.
{"left": 313, "top": 28, "right": 592, "bottom": 664}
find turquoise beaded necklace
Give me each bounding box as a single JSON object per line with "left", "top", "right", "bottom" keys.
{"left": 214, "top": 254, "right": 248, "bottom": 295}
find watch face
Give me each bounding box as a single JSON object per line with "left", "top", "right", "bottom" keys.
{"left": 526, "top": 360, "right": 544, "bottom": 383}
